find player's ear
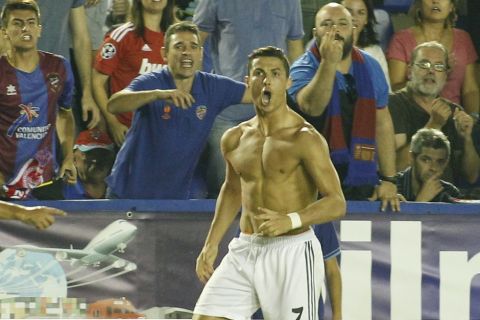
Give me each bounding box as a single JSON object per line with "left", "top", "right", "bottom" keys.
{"left": 244, "top": 75, "right": 250, "bottom": 87}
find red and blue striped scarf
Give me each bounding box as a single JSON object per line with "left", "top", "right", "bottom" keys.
{"left": 310, "top": 43, "right": 378, "bottom": 186}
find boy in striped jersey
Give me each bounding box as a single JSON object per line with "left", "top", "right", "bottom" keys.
{"left": 0, "top": 0, "right": 76, "bottom": 200}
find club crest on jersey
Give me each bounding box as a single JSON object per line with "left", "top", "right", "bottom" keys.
{"left": 6, "top": 84, "right": 17, "bottom": 96}
{"left": 101, "top": 43, "right": 116, "bottom": 59}
{"left": 47, "top": 73, "right": 61, "bottom": 92}
{"left": 195, "top": 105, "right": 207, "bottom": 120}
{"left": 162, "top": 105, "right": 172, "bottom": 120}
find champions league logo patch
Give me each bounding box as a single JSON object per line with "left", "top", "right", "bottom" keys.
{"left": 47, "top": 73, "right": 61, "bottom": 92}
{"left": 101, "top": 43, "right": 116, "bottom": 59}
{"left": 195, "top": 105, "right": 207, "bottom": 120}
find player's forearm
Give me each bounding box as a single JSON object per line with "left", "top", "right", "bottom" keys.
{"left": 203, "top": 183, "right": 241, "bottom": 248}
{"left": 298, "top": 193, "right": 346, "bottom": 226}
{"left": 297, "top": 61, "right": 336, "bottom": 117}
{"left": 107, "top": 90, "right": 161, "bottom": 113}
{"left": 376, "top": 108, "right": 397, "bottom": 177}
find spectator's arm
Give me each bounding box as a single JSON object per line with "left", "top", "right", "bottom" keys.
{"left": 198, "top": 30, "right": 210, "bottom": 46}
{"left": 0, "top": 202, "right": 66, "bottom": 230}
{"left": 387, "top": 59, "right": 407, "bottom": 92}
{"left": 287, "top": 39, "right": 304, "bottom": 63}
{"left": 454, "top": 110, "right": 480, "bottom": 183}
{"left": 56, "top": 108, "right": 77, "bottom": 184}
{"left": 92, "top": 69, "right": 128, "bottom": 146}
{"left": 461, "top": 63, "right": 480, "bottom": 115}
{"left": 108, "top": 89, "right": 195, "bottom": 113}
{"left": 325, "top": 257, "right": 342, "bottom": 320}
{"left": 375, "top": 106, "right": 399, "bottom": 211}
{"left": 70, "top": 5, "right": 100, "bottom": 128}
{"left": 296, "top": 29, "right": 343, "bottom": 116}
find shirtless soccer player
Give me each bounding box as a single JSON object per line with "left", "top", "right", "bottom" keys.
{"left": 193, "top": 46, "right": 346, "bottom": 320}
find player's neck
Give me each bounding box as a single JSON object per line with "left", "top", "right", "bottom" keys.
{"left": 7, "top": 49, "right": 39, "bottom": 72}
{"left": 256, "top": 104, "right": 290, "bottom": 136}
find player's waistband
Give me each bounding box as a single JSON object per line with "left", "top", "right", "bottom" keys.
{"left": 239, "top": 228, "right": 315, "bottom": 247}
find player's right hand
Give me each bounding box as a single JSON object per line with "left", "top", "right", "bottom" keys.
{"left": 196, "top": 244, "right": 218, "bottom": 284}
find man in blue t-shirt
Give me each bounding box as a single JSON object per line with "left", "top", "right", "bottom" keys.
{"left": 288, "top": 3, "right": 399, "bottom": 211}
{"left": 106, "top": 21, "right": 250, "bottom": 199}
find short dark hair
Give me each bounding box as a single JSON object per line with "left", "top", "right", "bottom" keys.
{"left": 1, "top": 0, "right": 40, "bottom": 28}
{"left": 410, "top": 128, "right": 451, "bottom": 158}
{"left": 164, "top": 21, "right": 199, "bottom": 52}
{"left": 247, "top": 46, "right": 290, "bottom": 77}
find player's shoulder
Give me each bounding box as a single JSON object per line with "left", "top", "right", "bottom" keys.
{"left": 220, "top": 119, "right": 254, "bottom": 152}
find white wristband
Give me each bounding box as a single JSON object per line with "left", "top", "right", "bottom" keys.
{"left": 287, "top": 212, "right": 302, "bottom": 230}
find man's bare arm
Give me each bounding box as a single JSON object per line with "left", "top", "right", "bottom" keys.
{"left": 287, "top": 39, "right": 304, "bottom": 64}
{"left": 70, "top": 5, "right": 101, "bottom": 128}
{"left": 375, "top": 107, "right": 400, "bottom": 211}
{"left": 0, "top": 201, "right": 66, "bottom": 230}
{"left": 296, "top": 28, "right": 343, "bottom": 116}
{"left": 107, "top": 89, "right": 195, "bottom": 114}
{"left": 56, "top": 108, "right": 77, "bottom": 184}
{"left": 325, "top": 257, "right": 342, "bottom": 320}
{"left": 297, "top": 129, "right": 346, "bottom": 225}
{"left": 196, "top": 129, "right": 242, "bottom": 283}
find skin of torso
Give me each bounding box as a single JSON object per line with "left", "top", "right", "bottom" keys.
{"left": 225, "top": 117, "right": 318, "bottom": 235}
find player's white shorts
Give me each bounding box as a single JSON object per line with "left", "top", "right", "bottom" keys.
{"left": 194, "top": 228, "right": 324, "bottom": 320}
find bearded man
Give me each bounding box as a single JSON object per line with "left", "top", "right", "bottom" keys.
{"left": 288, "top": 3, "right": 399, "bottom": 211}
{"left": 388, "top": 41, "right": 479, "bottom": 184}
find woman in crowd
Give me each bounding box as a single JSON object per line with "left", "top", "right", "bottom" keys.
{"left": 93, "top": 0, "right": 176, "bottom": 146}
{"left": 387, "top": 0, "right": 479, "bottom": 114}
{"left": 342, "top": 0, "right": 391, "bottom": 90}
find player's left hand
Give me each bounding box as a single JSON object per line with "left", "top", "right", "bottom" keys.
{"left": 370, "top": 181, "right": 401, "bottom": 212}
{"left": 255, "top": 207, "right": 293, "bottom": 236}
{"left": 81, "top": 94, "right": 101, "bottom": 129}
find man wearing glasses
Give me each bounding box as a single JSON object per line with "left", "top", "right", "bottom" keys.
{"left": 288, "top": 3, "right": 399, "bottom": 211}
{"left": 389, "top": 41, "right": 480, "bottom": 185}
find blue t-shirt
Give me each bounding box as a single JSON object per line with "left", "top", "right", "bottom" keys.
{"left": 288, "top": 48, "right": 389, "bottom": 109}
{"left": 193, "top": 0, "right": 304, "bottom": 121}
{"left": 107, "top": 68, "right": 246, "bottom": 199}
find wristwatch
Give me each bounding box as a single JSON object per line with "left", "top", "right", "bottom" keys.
{"left": 379, "top": 175, "right": 397, "bottom": 184}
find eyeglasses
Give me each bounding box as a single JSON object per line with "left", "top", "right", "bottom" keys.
{"left": 414, "top": 61, "right": 448, "bottom": 72}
